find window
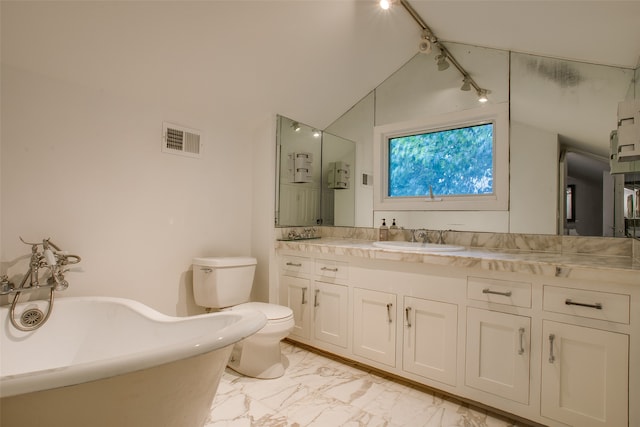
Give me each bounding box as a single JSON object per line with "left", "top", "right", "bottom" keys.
{"left": 388, "top": 122, "right": 494, "bottom": 197}
{"left": 373, "top": 103, "right": 509, "bottom": 211}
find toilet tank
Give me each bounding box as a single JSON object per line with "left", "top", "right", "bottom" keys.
{"left": 192, "top": 257, "right": 257, "bottom": 309}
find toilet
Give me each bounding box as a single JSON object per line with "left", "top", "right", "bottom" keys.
{"left": 192, "top": 257, "right": 294, "bottom": 379}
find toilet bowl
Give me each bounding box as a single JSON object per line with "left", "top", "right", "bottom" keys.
{"left": 227, "top": 302, "right": 294, "bottom": 379}
{"left": 192, "top": 257, "right": 294, "bottom": 379}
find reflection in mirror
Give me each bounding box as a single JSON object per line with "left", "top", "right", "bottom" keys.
{"left": 275, "top": 115, "right": 356, "bottom": 228}
{"left": 561, "top": 150, "right": 612, "bottom": 236}
{"left": 325, "top": 43, "right": 636, "bottom": 236}
{"left": 276, "top": 116, "right": 322, "bottom": 227}
{"left": 624, "top": 173, "right": 640, "bottom": 238}
{"left": 321, "top": 132, "right": 356, "bottom": 226}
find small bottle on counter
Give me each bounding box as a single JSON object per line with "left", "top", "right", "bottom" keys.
{"left": 379, "top": 218, "right": 389, "bottom": 241}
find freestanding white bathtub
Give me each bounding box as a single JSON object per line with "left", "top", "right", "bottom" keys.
{"left": 0, "top": 296, "right": 266, "bottom": 427}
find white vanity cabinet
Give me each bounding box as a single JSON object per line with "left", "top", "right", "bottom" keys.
{"left": 313, "top": 259, "right": 349, "bottom": 349}
{"left": 465, "top": 277, "right": 532, "bottom": 405}
{"left": 465, "top": 308, "right": 531, "bottom": 404}
{"left": 279, "top": 255, "right": 349, "bottom": 349}
{"left": 540, "top": 285, "right": 630, "bottom": 427}
{"left": 280, "top": 256, "right": 313, "bottom": 340}
{"left": 353, "top": 287, "right": 397, "bottom": 367}
{"left": 402, "top": 296, "right": 457, "bottom": 386}
{"left": 276, "top": 245, "right": 638, "bottom": 427}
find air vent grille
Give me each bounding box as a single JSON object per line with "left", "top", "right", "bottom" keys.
{"left": 162, "top": 122, "right": 202, "bottom": 158}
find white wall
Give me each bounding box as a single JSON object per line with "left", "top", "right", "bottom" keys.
{"left": 510, "top": 121, "right": 559, "bottom": 234}
{"left": 251, "top": 114, "right": 277, "bottom": 305}
{"left": 1, "top": 64, "right": 256, "bottom": 315}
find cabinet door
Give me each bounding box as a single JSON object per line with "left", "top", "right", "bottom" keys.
{"left": 541, "top": 321, "right": 628, "bottom": 427}
{"left": 313, "top": 281, "right": 348, "bottom": 348}
{"left": 403, "top": 297, "right": 457, "bottom": 386}
{"left": 465, "top": 308, "right": 530, "bottom": 404}
{"left": 281, "top": 275, "right": 311, "bottom": 340}
{"left": 353, "top": 288, "right": 396, "bottom": 367}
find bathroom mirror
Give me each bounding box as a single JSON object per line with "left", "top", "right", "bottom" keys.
{"left": 275, "top": 115, "right": 356, "bottom": 227}
{"left": 323, "top": 43, "right": 638, "bottom": 237}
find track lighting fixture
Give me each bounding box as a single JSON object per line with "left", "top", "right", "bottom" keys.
{"left": 292, "top": 122, "right": 301, "bottom": 132}
{"left": 436, "top": 54, "right": 449, "bottom": 71}
{"left": 312, "top": 129, "right": 321, "bottom": 138}
{"left": 379, "top": 0, "right": 391, "bottom": 10}
{"left": 393, "top": 0, "right": 491, "bottom": 103}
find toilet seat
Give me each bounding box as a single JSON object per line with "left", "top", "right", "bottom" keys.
{"left": 232, "top": 302, "right": 293, "bottom": 322}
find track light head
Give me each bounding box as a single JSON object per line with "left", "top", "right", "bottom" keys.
{"left": 460, "top": 77, "right": 471, "bottom": 91}
{"left": 292, "top": 122, "right": 301, "bottom": 132}
{"left": 418, "top": 39, "right": 432, "bottom": 54}
{"left": 379, "top": 0, "right": 391, "bottom": 10}
{"left": 418, "top": 29, "right": 433, "bottom": 54}
{"left": 436, "top": 54, "right": 449, "bottom": 71}
{"left": 477, "top": 89, "right": 489, "bottom": 103}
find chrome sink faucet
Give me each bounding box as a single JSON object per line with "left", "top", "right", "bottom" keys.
{"left": 411, "top": 229, "right": 428, "bottom": 243}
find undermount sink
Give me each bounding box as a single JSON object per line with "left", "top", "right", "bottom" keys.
{"left": 372, "top": 241, "right": 465, "bottom": 252}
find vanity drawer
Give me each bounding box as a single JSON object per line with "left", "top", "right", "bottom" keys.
{"left": 315, "top": 259, "right": 348, "bottom": 280}
{"left": 467, "top": 276, "right": 531, "bottom": 308}
{"left": 543, "top": 285, "right": 630, "bottom": 324}
{"left": 281, "top": 256, "right": 312, "bottom": 275}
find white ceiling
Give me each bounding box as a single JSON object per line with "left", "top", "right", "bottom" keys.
{"left": 407, "top": 1, "right": 640, "bottom": 70}
{"left": 2, "top": 1, "right": 639, "bottom": 137}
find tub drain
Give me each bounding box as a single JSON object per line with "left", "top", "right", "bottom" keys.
{"left": 20, "top": 308, "right": 45, "bottom": 328}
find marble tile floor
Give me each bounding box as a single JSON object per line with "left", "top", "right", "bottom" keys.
{"left": 205, "top": 342, "right": 527, "bottom": 427}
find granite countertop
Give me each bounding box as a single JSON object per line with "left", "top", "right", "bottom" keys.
{"left": 276, "top": 238, "right": 640, "bottom": 287}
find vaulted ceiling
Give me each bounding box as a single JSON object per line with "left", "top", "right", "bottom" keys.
{"left": 2, "top": 1, "right": 639, "bottom": 136}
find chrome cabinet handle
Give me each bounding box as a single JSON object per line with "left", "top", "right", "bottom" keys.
{"left": 200, "top": 267, "right": 213, "bottom": 273}
{"left": 386, "top": 303, "right": 393, "bottom": 323}
{"left": 286, "top": 262, "right": 302, "bottom": 267}
{"left": 482, "top": 288, "right": 512, "bottom": 297}
{"left": 405, "top": 307, "right": 412, "bottom": 328}
{"left": 548, "top": 334, "right": 556, "bottom": 363}
{"left": 314, "top": 289, "right": 320, "bottom": 307}
{"left": 565, "top": 299, "right": 602, "bottom": 310}
{"left": 320, "top": 266, "right": 338, "bottom": 272}
{"left": 518, "top": 327, "right": 525, "bottom": 355}
{"left": 301, "top": 288, "right": 307, "bottom": 305}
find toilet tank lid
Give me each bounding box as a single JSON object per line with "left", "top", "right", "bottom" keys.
{"left": 192, "top": 257, "right": 257, "bottom": 267}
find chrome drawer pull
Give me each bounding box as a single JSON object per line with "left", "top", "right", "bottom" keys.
{"left": 314, "top": 289, "right": 320, "bottom": 307}
{"left": 565, "top": 299, "right": 602, "bottom": 310}
{"left": 301, "top": 288, "right": 307, "bottom": 305}
{"left": 286, "top": 262, "right": 302, "bottom": 267}
{"left": 320, "top": 266, "right": 338, "bottom": 272}
{"left": 548, "top": 334, "right": 556, "bottom": 363}
{"left": 518, "top": 327, "right": 525, "bottom": 355}
{"left": 200, "top": 267, "right": 213, "bottom": 273}
{"left": 386, "top": 303, "right": 393, "bottom": 323}
{"left": 482, "top": 288, "right": 512, "bottom": 297}
{"left": 405, "top": 307, "right": 412, "bottom": 328}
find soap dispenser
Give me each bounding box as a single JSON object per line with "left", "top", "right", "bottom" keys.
{"left": 379, "top": 219, "right": 389, "bottom": 241}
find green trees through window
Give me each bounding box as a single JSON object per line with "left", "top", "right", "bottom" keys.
{"left": 388, "top": 123, "right": 494, "bottom": 197}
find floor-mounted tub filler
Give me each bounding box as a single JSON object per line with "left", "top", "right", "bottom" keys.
{"left": 0, "top": 297, "right": 266, "bottom": 427}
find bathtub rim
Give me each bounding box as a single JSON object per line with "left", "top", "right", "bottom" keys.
{"left": 0, "top": 296, "right": 266, "bottom": 398}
